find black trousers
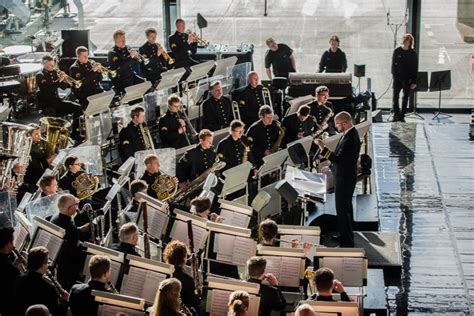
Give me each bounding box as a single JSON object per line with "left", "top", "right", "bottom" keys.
{"left": 392, "top": 78, "right": 412, "bottom": 117}
{"left": 334, "top": 176, "right": 356, "bottom": 247}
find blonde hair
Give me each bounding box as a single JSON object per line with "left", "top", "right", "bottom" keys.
{"left": 152, "top": 278, "right": 183, "bottom": 316}
{"left": 402, "top": 33, "right": 415, "bottom": 49}
{"left": 228, "top": 290, "right": 249, "bottom": 316}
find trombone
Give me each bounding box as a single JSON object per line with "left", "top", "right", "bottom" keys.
{"left": 187, "top": 30, "right": 209, "bottom": 48}
{"left": 90, "top": 60, "right": 117, "bottom": 78}
{"left": 54, "top": 68, "right": 82, "bottom": 89}
{"left": 155, "top": 43, "right": 174, "bottom": 65}
{"left": 178, "top": 105, "right": 198, "bottom": 145}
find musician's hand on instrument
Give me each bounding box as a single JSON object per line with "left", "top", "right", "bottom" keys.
{"left": 410, "top": 83, "right": 417, "bottom": 90}
{"left": 157, "top": 46, "right": 165, "bottom": 56}
{"left": 264, "top": 273, "right": 279, "bottom": 286}
{"left": 291, "top": 238, "right": 300, "bottom": 248}
{"left": 58, "top": 71, "right": 67, "bottom": 81}
{"left": 92, "top": 62, "right": 102, "bottom": 72}
{"left": 314, "top": 139, "right": 325, "bottom": 150}
{"left": 322, "top": 122, "right": 328, "bottom": 130}
{"left": 173, "top": 177, "right": 179, "bottom": 184}
{"left": 12, "top": 163, "right": 24, "bottom": 175}
{"left": 178, "top": 182, "right": 188, "bottom": 191}
{"left": 129, "top": 49, "right": 138, "bottom": 58}
{"left": 210, "top": 213, "right": 224, "bottom": 223}
{"left": 60, "top": 290, "right": 70, "bottom": 301}
{"left": 187, "top": 34, "right": 197, "bottom": 44}
{"left": 297, "top": 131, "right": 305, "bottom": 138}
{"left": 14, "top": 256, "right": 26, "bottom": 268}
{"left": 178, "top": 127, "right": 186, "bottom": 134}
{"left": 333, "top": 279, "right": 345, "bottom": 293}
{"left": 264, "top": 149, "right": 271, "bottom": 156}
{"left": 93, "top": 176, "right": 99, "bottom": 183}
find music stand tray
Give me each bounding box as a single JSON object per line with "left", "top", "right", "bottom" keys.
{"left": 156, "top": 68, "right": 187, "bottom": 91}
{"left": 186, "top": 60, "right": 215, "bottom": 83}
{"left": 121, "top": 81, "right": 153, "bottom": 105}
{"left": 212, "top": 56, "right": 238, "bottom": 78}
{"left": 406, "top": 71, "right": 428, "bottom": 120}
{"left": 429, "top": 70, "right": 452, "bottom": 120}
{"left": 85, "top": 90, "right": 115, "bottom": 116}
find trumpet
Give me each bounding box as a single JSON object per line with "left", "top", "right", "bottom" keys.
{"left": 90, "top": 60, "right": 117, "bottom": 78}
{"left": 54, "top": 68, "right": 82, "bottom": 89}
{"left": 126, "top": 46, "right": 149, "bottom": 65}
{"left": 187, "top": 30, "right": 209, "bottom": 48}
{"left": 155, "top": 43, "right": 174, "bottom": 64}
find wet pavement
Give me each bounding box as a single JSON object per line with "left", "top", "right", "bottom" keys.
{"left": 373, "top": 121, "right": 473, "bottom": 315}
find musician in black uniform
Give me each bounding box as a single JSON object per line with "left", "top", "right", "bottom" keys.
{"left": 202, "top": 80, "right": 233, "bottom": 131}
{"left": 177, "top": 129, "right": 217, "bottom": 187}
{"left": 217, "top": 119, "right": 253, "bottom": 172}
{"left": 118, "top": 179, "right": 148, "bottom": 225}
{"left": 36, "top": 55, "right": 83, "bottom": 139}
{"left": 391, "top": 33, "right": 418, "bottom": 122}
{"left": 309, "top": 86, "right": 334, "bottom": 135}
{"left": 39, "top": 175, "right": 59, "bottom": 197}
{"left": 139, "top": 28, "right": 169, "bottom": 86}
{"left": 110, "top": 223, "right": 141, "bottom": 257}
{"left": 0, "top": 227, "right": 21, "bottom": 316}
{"left": 50, "top": 194, "right": 89, "bottom": 290}
{"left": 281, "top": 105, "right": 317, "bottom": 147}
{"left": 235, "top": 71, "right": 265, "bottom": 126}
{"left": 58, "top": 155, "right": 98, "bottom": 200}
{"left": 118, "top": 106, "right": 154, "bottom": 162}
{"left": 308, "top": 267, "right": 351, "bottom": 302}
{"left": 107, "top": 29, "right": 145, "bottom": 94}
{"left": 14, "top": 246, "right": 69, "bottom": 315}
{"left": 158, "top": 94, "right": 189, "bottom": 149}
{"left": 264, "top": 38, "right": 296, "bottom": 79}
{"left": 69, "top": 46, "right": 103, "bottom": 109}
{"left": 246, "top": 105, "right": 283, "bottom": 167}
{"left": 69, "top": 255, "right": 112, "bottom": 316}
{"left": 318, "top": 35, "right": 348, "bottom": 73}
{"left": 169, "top": 18, "right": 198, "bottom": 69}
{"left": 315, "top": 112, "right": 361, "bottom": 247}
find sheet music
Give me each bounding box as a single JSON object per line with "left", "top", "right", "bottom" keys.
{"left": 84, "top": 255, "right": 121, "bottom": 286}
{"left": 33, "top": 229, "right": 62, "bottom": 261}
{"left": 210, "top": 289, "right": 258, "bottom": 316}
{"left": 100, "top": 305, "right": 143, "bottom": 316}
{"left": 215, "top": 234, "right": 254, "bottom": 266}
{"left": 170, "top": 220, "right": 207, "bottom": 250}
{"left": 280, "top": 234, "right": 320, "bottom": 260}
{"left": 263, "top": 256, "right": 301, "bottom": 288}
{"left": 123, "top": 266, "right": 166, "bottom": 303}
{"left": 219, "top": 209, "right": 250, "bottom": 228}
{"left": 321, "top": 257, "right": 364, "bottom": 287}
{"left": 13, "top": 224, "right": 29, "bottom": 250}
{"left": 214, "top": 233, "right": 234, "bottom": 263}
{"left": 146, "top": 204, "right": 167, "bottom": 239}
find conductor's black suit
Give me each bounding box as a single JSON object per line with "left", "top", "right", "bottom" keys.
{"left": 320, "top": 127, "right": 361, "bottom": 247}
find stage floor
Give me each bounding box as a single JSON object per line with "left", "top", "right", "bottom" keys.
{"left": 373, "top": 119, "right": 474, "bottom": 314}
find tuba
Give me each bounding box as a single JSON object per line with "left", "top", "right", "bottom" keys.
{"left": 151, "top": 170, "right": 178, "bottom": 201}
{"left": 40, "top": 117, "right": 71, "bottom": 153}
{"left": 72, "top": 172, "right": 99, "bottom": 200}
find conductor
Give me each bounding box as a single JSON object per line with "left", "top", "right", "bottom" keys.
{"left": 314, "top": 112, "right": 360, "bottom": 247}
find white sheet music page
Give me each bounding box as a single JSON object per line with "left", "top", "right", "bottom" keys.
{"left": 109, "top": 260, "right": 122, "bottom": 286}
{"left": 279, "top": 256, "right": 301, "bottom": 288}
{"left": 262, "top": 256, "right": 281, "bottom": 279}
{"left": 171, "top": 220, "right": 207, "bottom": 250}
{"left": 220, "top": 209, "right": 250, "bottom": 228}
{"left": 147, "top": 204, "right": 167, "bottom": 239}
{"left": 342, "top": 257, "right": 364, "bottom": 287}
{"left": 215, "top": 233, "right": 234, "bottom": 263}
{"left": 210, "top": 289, "right": 229, "bottom": 316}
{"left": 142, "top": 270, "right": 167, "bottom": 302}
{"left": 34, "top": 229, "right": 62, "bottom": 261}
{"left": 122, "top": 266, "right": 146, "bottom": 298}
{"left": 14, "top": 224, "right": 28, "bottom": 250}
{"left": 280, "top": 234, "right": 319, "bottom": 260}
{"left": 232, "top": 236, "right": 254, "bottom": 266}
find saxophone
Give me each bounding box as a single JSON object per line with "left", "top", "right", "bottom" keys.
{"left": 312, "top": 104, "right": 334, "bottom": 139}
{"left": 241, "top": 137, "right": 251, "bottom": 163}
{"left": 268, "top": 121, "right": 285, "bottom": 154}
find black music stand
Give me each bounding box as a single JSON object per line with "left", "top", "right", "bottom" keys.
{"left": 405, "top": 71, "right": 428, "bottom": 120}
{"left": 430, "top": 70, "right": 452, "bottom": 120}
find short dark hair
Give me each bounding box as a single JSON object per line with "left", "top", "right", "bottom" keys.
{"left": 167, "top": 94, "right": 181, "bottom": 106}
{"left": 247, "top": 256, "right": 266, "bottom": 278}
{"left": 190, "top": 196, "right": 211, "bottom": 214}
{"left": 163, "top": 240, "right": 188, "bottom": 266}
{"left": 258, "top": 219, "right": 278, "bottom": 242}
{"left": 259, "top": 105, "right": 273, "bottom": 118}
{"left": 39, "top": 175, "right": 56, "bottom": 190}
{"left": 130, "top": 106, "right": 145, "bottom": 119}
{"left": 298, "top": 105, "right": 310, "bottom": 117}
{"left": 130, "top": 179, "right": 148, "bottom": 196}
{"left": 41, "top": 55, "right": 54, "bottom": 64}
{"left": 314, "top": 267, "right": 334, "bottom": 292}
{"left": 25, "top": 304, "right": 49, "bottom": 316}
{"left": 75, "top": 46, "right": 88, "bottom": 55}
{"left": 199, "top": 129, "right": 213, "bottom": 141}
{"left": 144, "top": 154, "right": 158, "bottom": 166}
{"left": 113, "top": 29, "right": 125, "bottom": 40}
{"left": 27, "top": 246, "right": 49, "bottom": 271}
{"left": 145, "top": 28, "right": 157, "bottom": 36}
{"left": 64, "top": 155, "right": 79, "bottom": 169}
{"left": 230, "top": 120, "right": 245, "bottom": 131}
{"left": 175, "top": 18, "right": 185, "bottom": 25}
{"left": 89, "top": 255, "right": 111, "bottom": 279}
{"left": 0, "top": 227, "right": 14, "bottom": 249}
{"left": 28, "top": 123, "right": 40, "bottom": 130}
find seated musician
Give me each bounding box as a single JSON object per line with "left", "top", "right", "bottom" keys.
{"left": 177, "top": 129, "right": 217, "bottom": 191}
{"left": 202, "top": 80, "right": 233, "bottom": 131}
{"left": 69, "top": 46, "right": 104, "bottom": 109}
{"left": 50, "top": 194, "right": 88, "bottom": 290}
{"left": 21, "top": 124, "right": 54, "bottom": 193}
{"left": 110, "top": 222, "right": 141, "bottom": 257}
{"left": 217, "top": 119, "right": 254, "bottom": 172}
{"left": 190, "top": 196, "right": 223, "bottom": 223}
{"left": 158, "top": 94, "right": 189, "bottom": 149}
{"left": 118, "top": 106, "right": 154, "bottom": 162}
{"left": 139, "top": 28, "right": 169, "bottom": 86}
{"left": 281, "top": 105, "right": 317, "bottom": 147}
{"left": 39, "top": 175, "right": 58, "bottom": 197}
{"left": 151, "top": 278, "right": 190, "bottom": 316}
{"left": 309, "top": 86, "right": 335, "bottom": 136}
{"left": 258, "top": 218, "right": 278, "bottom": 247}
{"left": 107, "top": 29, "right": 145, "bottom": 95}
{"left": 246, "top": 256, "right": 286, "bottom": 315}
{"left": 14, "top": 246, "right": 69, "bottom": 316}
{"left": 235, "top": 71, "right": 265, "bottom": 126}
{"left": 25, "top": 305, "right": 50, "bottom": 316}
{"left": 295, "top": 304, "right": 317, "bottom": 316}
{"left": 163, "top": 240, "right": 200, "bottom": 313}
{"left": 246, "top": 105, "right": 283, "bottom": 167}
{"left": 118, "top": 180, "right": 148, "bottom": 226}
{"left": 228, "top": 291, "right": 250, "bottom": 316}
{"left": 140, "top": 154, "right": 178, "bottom": 200}
{"left": 318, "top": 35, "right": 348, "bottom": 73}
{"left": 0, "top": 227, "right": 21, "bottom": 316}
{"left": 309, "top": 267, "right": 351, "bottom": 302}
{"left": 69, "top": 255, "right": 112, "bottom": 316}
{"left": 58, "top": 155, "right": 98, "bottom": 199}
{"left": 168, "top": 18, "right": 198, "bottom": 69}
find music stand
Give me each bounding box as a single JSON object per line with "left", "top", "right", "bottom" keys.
{"left": 286, "top": 94, "right": 315, "bottom": 117}
{"left": 220, "top": 161, "right": 253, "bottom": 204}
{"left": 430, "top": 70, "right": 452, "bottom": 120}
{"left": 256, "top": 149, "right": 289, "bottom": 190}
{"left": 404, "top": 71, "right": 428, "bottom": 120}
{"left": 213, "top": 56, "right": 238, "bottom": 78}
{"left": 156, "top": 68, "right": 187, "bottom": 91}
{"left": 121, "top": 82, "right": 153, "bottom": 106}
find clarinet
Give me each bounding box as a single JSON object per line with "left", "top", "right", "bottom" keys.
{"left": 141, "top": 202, "right": 151, "bottom": 259}
{"left": 12, "top": 248, "right": 27, "bottom": 273}
{"left": 186, "top": 220, "right": 202, "bottom": 298}
{"left": 106, "top": 281, "right": 119, "bottom": 294}
{"left": 45, "top": 269, "right": 68, "bottom": 301}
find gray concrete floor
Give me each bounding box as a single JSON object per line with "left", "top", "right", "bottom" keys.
{"left": 65, "top": 0, "right": 474, "bottom": 109}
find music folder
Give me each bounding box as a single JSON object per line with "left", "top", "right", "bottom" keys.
{"left": 30, "top": 216, "right": 65, "bottom": 265}
{"left": 136, "top": 192, "right": 170, "bottom": 240}
{"left": 93, "top": 290, "right": 145, "bottom": 315}
{"left": 314, "top": 248, "right": 367, "bottom": 287}
{"left": 257, "top": 246, "right": 305, "bottom": 289}
{"left": 83, "top": 242, "right": 125, "bottom": 288}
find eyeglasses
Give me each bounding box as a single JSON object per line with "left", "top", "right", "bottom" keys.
{"left": 72, "top": 163, "right": 81, "bottom": 166}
